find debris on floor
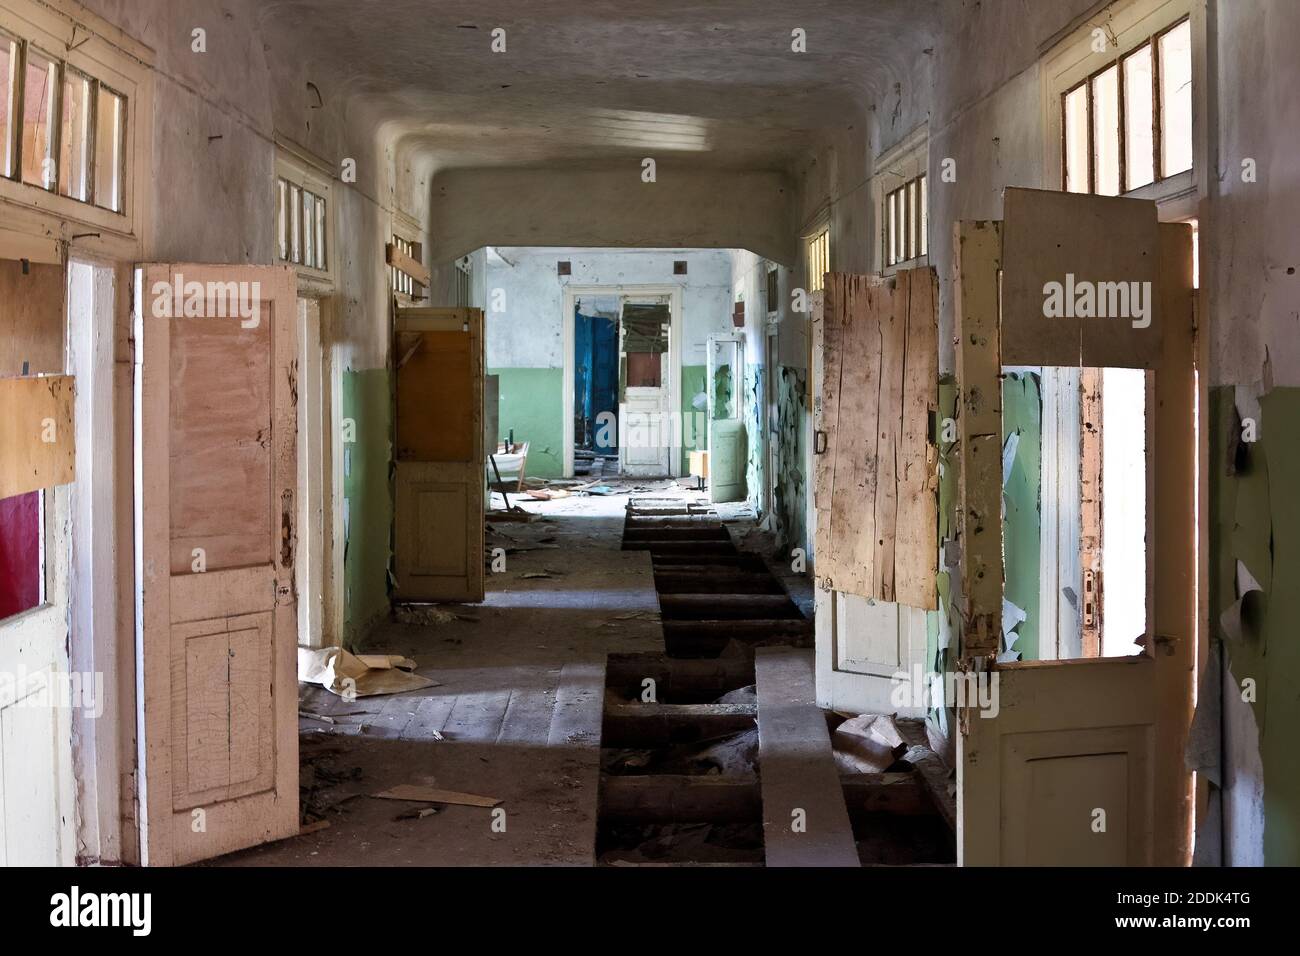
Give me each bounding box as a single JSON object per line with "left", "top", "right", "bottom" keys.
{"left": 298, "top": 647, "right": 440, "bottom": 698}
{"left": 372, "top": 784, "right": 503, "bottom": 808}
{"left": 394, "top": 604, "right": 468, "bottom": 626}
{"left": 832, "top": 713, "right": 909, "bottom": 774}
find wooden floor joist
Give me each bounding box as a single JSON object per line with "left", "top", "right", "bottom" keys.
{"left": 840, "top": 773, "right": 933, "bottom": 817}
{"left": 600, "top": 774, "right": 760, "bottom": 824}
{"left": 603, "top": 702, "right": 757, "bottom": 747}
{"left": 604, "top": 654, "right": 755, "bottom": 699}
{"left": 755, "top": 647, "right": 860, "bottom": 867}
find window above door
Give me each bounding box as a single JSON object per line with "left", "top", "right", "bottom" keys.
{"left": 0, "top": 0, "right": 148, "bottom": 241}
{"left": 1043, "top": 0, "right": 1202, "bottom": 215}
{"left": 275, "top": 144, "right": 336, "bottom": 292}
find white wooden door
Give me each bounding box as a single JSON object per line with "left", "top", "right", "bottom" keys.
{"left": 811, "top": 270, "right": 938, "bottom": 717}
{"left": 619, "top": 299, "right": 671, "bottom": 477}
{"left": 393, "top": 307, "right": 485, "bottom": 603}
{"left": 707, "top": 334, "right": 747, "bottom": 503}
{"left": 955, "top": 192, "right": 1196, "bottom": 866}
{"left": 0, "top": 487, "right": 76, "bottom": 865}
{"left": 134, "top": 264, "right": 300, "bottom": 865}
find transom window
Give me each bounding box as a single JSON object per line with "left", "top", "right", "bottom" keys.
{"left": 277, "top": 176, "right": 328, "bottom": 271}
{"left": 0, "top": 27, "right": 126, "bottom": 211}
{"left": 1062, "top": 16, "right": 1192, "bottom": 195}
{"left": 806, "top": 228, "right": 829, "bottom": 293}
{"left": 884, "top": 173, "right": 928, "bottom": 268}
{"left": 390, "top": 235, "right": 422, "bottom": 298}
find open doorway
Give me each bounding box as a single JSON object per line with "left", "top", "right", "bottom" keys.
{"left": 1001, "top": 365, "right": 1151, "bottom": 663}
{"left": 572, "top": 295, "right": 619, "bottom": 478}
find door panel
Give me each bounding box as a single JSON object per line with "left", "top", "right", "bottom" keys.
{"left": 707, "top": 335, "right": 746, "bottom": 503}
{"left": 811, "top": 270, "right": 938, "bottom": 716}
{"left": 393, "top": 308, "right": 484, "bottom": 603}
{"left": 619, "top": 299, "right": 671, "bottom": 476}
{"left": 954, "top": 192, "right": 1195, "bottom": 866}
{"left": 135, "top": 264, "right": 299, "bottom": 865}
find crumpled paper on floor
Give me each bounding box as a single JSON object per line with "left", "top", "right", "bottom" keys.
{"left": 297, "top": 647, "right": 438, "bottom": 698}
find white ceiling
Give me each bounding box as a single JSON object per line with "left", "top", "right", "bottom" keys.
{"left": 258, "top": 0, "right": 936, "bottom": 171}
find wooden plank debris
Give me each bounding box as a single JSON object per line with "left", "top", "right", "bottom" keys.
{"left": 755, "top": 647, "right": 860, "bottom": 867}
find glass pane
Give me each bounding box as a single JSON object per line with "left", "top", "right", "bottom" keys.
{"left": 1123, "top": 45, "right": 1155, "bottom": 190}
{"left": 277, "top": 179, "right": 288, "bottom": 260}
{"left": 906, "top": 179, "right": 918, "bottom": 260}
{"left": 289, "top": 184, "right": 302, "bottom": 264}
{"left": 59, "top": 70, "right": 92, "bottom": 201}
{"left": 0, "top": 36, "right": 16, "bottom": 178}
{"left": 1063, "top": 84, "right": 1089, "bottom": 193}
{"left": 0, "top": 491, "right": 43, "bottom": 620}
{"left": 93, "top": 87, "right": 124, "bottom": 211}
{"left": 919, "top": 174, "right": 928, "bottom": 257}
{"left": 886, "top": 191, "right": 895, "bottom": 266}
{"left": 22, "top": 49, "right": 58, "bottom": 189}
{"left": 302, "top": 191, "right": 316, "bottom": 269}
{"left": 1159, "top": 19, "right": 1193, "bottom": 177}
{"left": 711, "top": 340, "right": 740, "bottom": 420}
{"left": 314, "top": 194, "right": 327, "bottom": 270}
{"left": 1091, "top": 65, "right": 1120, "bottom": 196}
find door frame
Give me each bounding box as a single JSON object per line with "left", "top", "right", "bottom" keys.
{"left": 562, "top": 283, "right": 682, "bottom": 479}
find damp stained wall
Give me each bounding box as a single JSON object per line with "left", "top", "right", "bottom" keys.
{"left": 75, "top": 0, "right": 426, "bottom": 647}
{"left": 482, "top": 247, "right": 735, "bottom": 478}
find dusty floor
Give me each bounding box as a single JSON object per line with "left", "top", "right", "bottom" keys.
{"left": 212, "top": 479, "right": 788, "bottom": 867}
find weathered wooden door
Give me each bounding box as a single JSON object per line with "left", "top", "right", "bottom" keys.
{"left": 393, "top": 307, "right": 484, "bottom": 603}
{"left": 134, "top": 264, "right": 300, "bottom": 865}
{"left": 707, "top": 334, "right": 747, "bottom": 503}
{"left": 955, "top": 189, "right": 1195, "bottom": 865}
{"left": 812, "top": 269, "right": 938, "bottom": 716}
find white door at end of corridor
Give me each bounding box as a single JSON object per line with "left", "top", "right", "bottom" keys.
{"left": 619, "top": 298, "right": 672, "bottom": 477}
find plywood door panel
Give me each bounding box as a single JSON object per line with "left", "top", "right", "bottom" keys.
{"left": 955, "top": 200, "right": 1195, "bottom": 867}
{"left": 135, "top": 264, "right": 299, "bottom": 866}
{"left": 0, "top": 374, "right": 76, "bottom": 499}
{"left": 168, "top": 317, "right": 272, "bottom": 573}
{"left": 393, "top": 308, "right": 484, "bottom": 603}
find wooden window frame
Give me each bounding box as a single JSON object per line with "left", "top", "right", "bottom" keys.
{"left": 1043, "top": 0, "right": 1204, "bottom": 218}
{"left": 871, "top": 124, "right": 929, "bottom": 274}
{"left": 275, "top": 145, "right": 336, "bottom": 293}
{"left": 0, "top": 1, "right": 139, "bottom": 231}
{"left": 388, "top": 227, "right": 426, "bottom": 302}
{"left": 0, "top": 0, "right": 143, "bottom": 238}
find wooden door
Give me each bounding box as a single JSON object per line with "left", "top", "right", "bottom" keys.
{"left": 707, "top": 334, "right": 747, "bottom": 503}
{"left": 812, "top": 269, "right": 938, "bottom": 716}
{"left": 619, "top": 300, "right": 671, "bottom": 477}
{"left": 134, "top": 264, "right": 300, "bottom": 865}
{"left": 954, "top": 190, "right": 1196, "bottom": 866}
{"left": 393, "top": 307, "right": 484, "bottom": 603}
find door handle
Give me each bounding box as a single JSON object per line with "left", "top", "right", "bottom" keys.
{"left": 814, "top": 430, "right": 828, "bottom": 455}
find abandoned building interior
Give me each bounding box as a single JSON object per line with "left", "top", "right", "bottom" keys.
{"left": 0, "top": 0, "right": 1295, "bottom": 871}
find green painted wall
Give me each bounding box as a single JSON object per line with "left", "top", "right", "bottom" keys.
{"left": 1210, "top": 386, "right": 1300, "bottom": 864}
{"left": 681, "top": 363, "right": 707, "bottom": 475}
{"left": 490, "top": 367, "right": 564, "bottom": 478}
{"left": 342, "top": 368, "right": 393, "bottom": 647}
{"left": 1002, "top": 372, "right": 1042, "bottom": 662}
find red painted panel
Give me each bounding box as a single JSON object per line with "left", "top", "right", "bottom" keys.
{"left": 0, "top": 491, "right": 41, "bottom": 618}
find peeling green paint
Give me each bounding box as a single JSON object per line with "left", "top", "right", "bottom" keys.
{"left": 489, "top": 367, "right": 564, "bottom": 478}
{"left": 342, "top": 367, "right": 393, "bottom": 647}
{"left": 1002, "top": 372, "right": 1042, "bottom": 662}
{"left": 681, "top": 364, "right": 707, "bottom": 474}
{"left": 774, "top": 366, "right": 807, "bottom": 555}
{"left": 932, "top": 377, "right": 959, "bottom": 728}
{"left": 1209, "top": 385, "right": 1300, "bottom": 864}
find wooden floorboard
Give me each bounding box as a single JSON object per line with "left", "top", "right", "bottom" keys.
{"left": 755, "top": 647, "right": 860, "bottom": 867}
